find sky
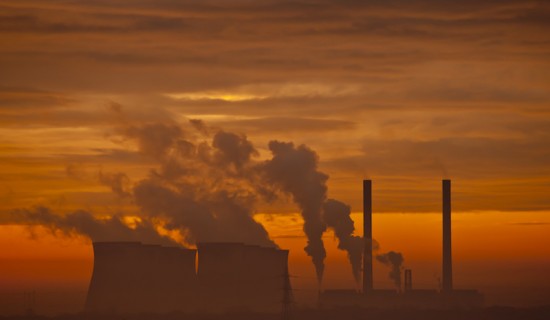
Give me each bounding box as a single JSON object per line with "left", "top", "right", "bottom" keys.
{"left": 0, "top": 0, "right": 549, "bottom": 315}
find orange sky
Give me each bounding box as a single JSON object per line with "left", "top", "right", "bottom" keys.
{"left": 0, "top": 0, "right": 549, "bottom": 315}
{"left": 2, "top": 210, "right": 550, "bottom": 315}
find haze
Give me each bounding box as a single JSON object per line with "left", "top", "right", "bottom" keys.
{"left": 0, "top": 0, "right": 549, "bottom": 317}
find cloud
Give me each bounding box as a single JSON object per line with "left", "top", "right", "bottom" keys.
{"left": 0, "top": 87, "right": 72, "bottom": 111}
{"left": 323, "top": 199, "right": 363, "bottom": 283}
{"left": 6, "top": 206, "right": 178, "bottom": 246}
{"left": 216, "top": 117, "right": 355, "bottom": 134}
{"left": 0, "top": 0, "right": 548, "bottom": 220}
{"left": 259, "top": 141, "right": 328, "bottom": 282}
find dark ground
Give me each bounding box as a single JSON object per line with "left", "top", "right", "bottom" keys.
{"left": 2, "top": 306, "right": 550, "bottom": 320}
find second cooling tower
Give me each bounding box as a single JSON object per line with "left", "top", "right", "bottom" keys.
{"left": 197, "top": 242, "right": 289, "bottom": 313}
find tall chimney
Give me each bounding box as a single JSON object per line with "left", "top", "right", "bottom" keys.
{"left": 362, "top": 180, "right": 373, "bottom": 294}
{"left": 404, "top": 269, "right": 412, "bottom": 292}
{"left": 442, "top": 179, "right": 453, "bottom": 292}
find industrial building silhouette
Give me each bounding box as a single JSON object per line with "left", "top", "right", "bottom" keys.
{"left": 85, "top": 242, "right": 289, "bottom": 314}
{"left": 319, "top": 179, "right": 483, "bottom": 308}
{"left": 85, "top": 179, "right": 481, "bottom": 314}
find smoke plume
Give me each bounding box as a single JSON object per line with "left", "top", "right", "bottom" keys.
{"left": 260, "top": 141, "right": 328, "bottom": 283}
{"left": 9, "top": 113, "right": 369, "bottom": 282}
{"left": 376, "top": 251, "right": 404, "bottom": 290}
{"left": 10, "top": 206, "right": 177, "bottom": 246}
{"left": 322, "top": 199, "right": 363, "bottom": 283}
{"left": 122, "top": 122, "right": 276, "bottom": 248}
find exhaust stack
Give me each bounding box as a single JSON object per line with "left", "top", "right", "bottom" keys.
{"left": 362, "top": 180, "right": 373, "bottom": 294}
{"left": 404, "top": 269, "right": 412, "bottom": 291}
{"left": 442, "top": 179, "right": 453, "bottom": 292}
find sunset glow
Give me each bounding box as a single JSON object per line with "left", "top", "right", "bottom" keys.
{"left": 0, "top": 0, "right": 549, "bottom": 317}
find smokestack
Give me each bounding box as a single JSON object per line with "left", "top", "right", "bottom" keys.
{"left": 442, "top": 179, "right": 453, "bottom": 292}
{"left": 362, "top": 180, "right": 373, "bottom": 294}
{"left": 404, "top": 269, "right": 412, "bottom": 291}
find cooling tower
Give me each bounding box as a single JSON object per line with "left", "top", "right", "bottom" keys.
{"left": 363, "top": 179, "right": 373, "bottom": 294}
{"left": 242, "top": 245, "right": 289, "bottom": 312}
{"left": 442, "top": 179, "right": 453, "bottom": 292}
{"left": 85, "top": 242, "right": 142, "bottom": 313}
{"left": 197, "top": 242, "right": 289, "bottom": 313}
{"left": 197, "top": 242, "right": 245, "bottom": 311}
{"left": 85, "top": 242, "right": 197, "bottom": 314}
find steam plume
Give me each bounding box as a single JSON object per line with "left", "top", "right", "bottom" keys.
{"left": 376, "top": 251, "right": 404, "bottom": 290}
{"left": 123, "top": 123, "right": 276, "bottom": 248}
{"left": 10, "top": 206, "right": 177, "bottom": 246}
{"left": 9, "top": 114, "right": 369, "bottom": 281}
{"left": 322, "top": 199, "right": 363, "bottom": 283}
{"left": 260, "top": 141, "right": 327, "bottom": 283}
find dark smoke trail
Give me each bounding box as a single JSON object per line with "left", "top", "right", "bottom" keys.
{"left": 9, "top": 206, "right": 178, "bottom": 246}
{"left": 322, "top": 199, "right": 363, "bottom": 283}
{"left": 10, "top": 113, "right": 369, "bottom": 282}
{"left": 376, "top": 251, "right": 404, "bottom": 290}
{"left": 260, "top": 141, "right": 327, "bottom": 283}
{"left": 123, "top": 123, "right": 276, "bottom": 248}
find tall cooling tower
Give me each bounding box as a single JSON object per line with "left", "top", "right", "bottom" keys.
{"left": 85, "top": 242, "right": 197, "bottom": 314}
{"left": 138, "top": 244, "right": 198, "bottom": 312}
{"left": 155, "top": 246, "right": 198, "bottom": 311}
{"left": 197, "top": 243, "right": 246, "bottom": 311}
{"left": 242, "top": 245, "right": 289, "bottom": 313}
{"left": 197, "top": 242, "right": 289, "bottom": 313}
{"left": 85, "top": 242, "right": 143, "bottom": 313}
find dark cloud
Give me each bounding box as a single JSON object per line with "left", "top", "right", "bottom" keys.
{"left": 0, "top": 0, "right": 548, "bottom": 217}
{"left": 260, "top": 141, "right": 328, "bottom": 282}
{"left": 7, "top": 206, "right": 178, "bottom": 246}
{"left": 120, "top": 123, "right": 183, "bottom": 158}
{"left": 323, "top": 199, "right": 363, "bottom": 283}
{"left": 98, "top": 171, "right": 131, "bottom": 198}
{"left": 323, "top": 136, "right": 550, "bottom": 212}
{"left": 376, "top": 251, "right": 404, "bottom": 289}
{"left": 211, "top": 130, "right": 258, "bottom": 170}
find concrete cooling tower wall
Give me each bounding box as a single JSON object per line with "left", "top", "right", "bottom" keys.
{"left": 85, "top": 242, "right": 198, "bottom": 314}
{"left": 86, "top": 241, "right": 290, "bottom": 314}
{"left": 197, "top": 243, "right": 290, "bottom": 313}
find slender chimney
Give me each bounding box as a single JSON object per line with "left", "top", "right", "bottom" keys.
{"left": 362, "top": 180, "right": 373, "bottom": 294}
{"left": 404, "top": 269, "right": 412, "bottom": 292}
{"left": 442, "top": 179, "right": 453, "bottom": 292}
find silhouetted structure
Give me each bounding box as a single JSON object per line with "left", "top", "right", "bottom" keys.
{"left": 85, "top": 241, "right": 290, "bottom": 314}
{"left": 404, "top": 269, "right": 412, "bottom": 292}
{"left": 442, "top": 179, "right": 453, "bottom": 292}
{"left": 281, "top": 266, "right": 293, "bottom": 320}
{"left": 85, "top": 242, "right": 198, "bottom": 313}
{"left": 319, "top": 180, "right": 483, "bottom": 309}
{"left": 197, "top": 243, "right": 289, "bottom": 313}
{"left": 362, "top": 179, "right": 373, "bottom": 294}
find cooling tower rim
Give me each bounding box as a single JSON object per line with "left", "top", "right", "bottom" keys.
{"left": 92, "top": 241, "right": 142, "bottom": 246}
{"left": 92, "top": 241, "right": 195, "bottom": 252}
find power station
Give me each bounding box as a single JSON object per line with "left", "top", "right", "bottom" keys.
{"left": 84, "top": 179, "right": 481, "bottom": 314}
{"left": 319, "top": 179, "right": 483, "bottom": 308}
{"left": 85, "top": 242, "right": 290, "bottom": 314}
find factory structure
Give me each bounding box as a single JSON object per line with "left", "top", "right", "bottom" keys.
{"left": 319, "top": 179, "right": 483, "bottom": 308}
{"left": 85, "top": 242, "right": 290, "bottom": 314}
{"left": 84, "top": 179, "right": 481, "bottom": 314}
